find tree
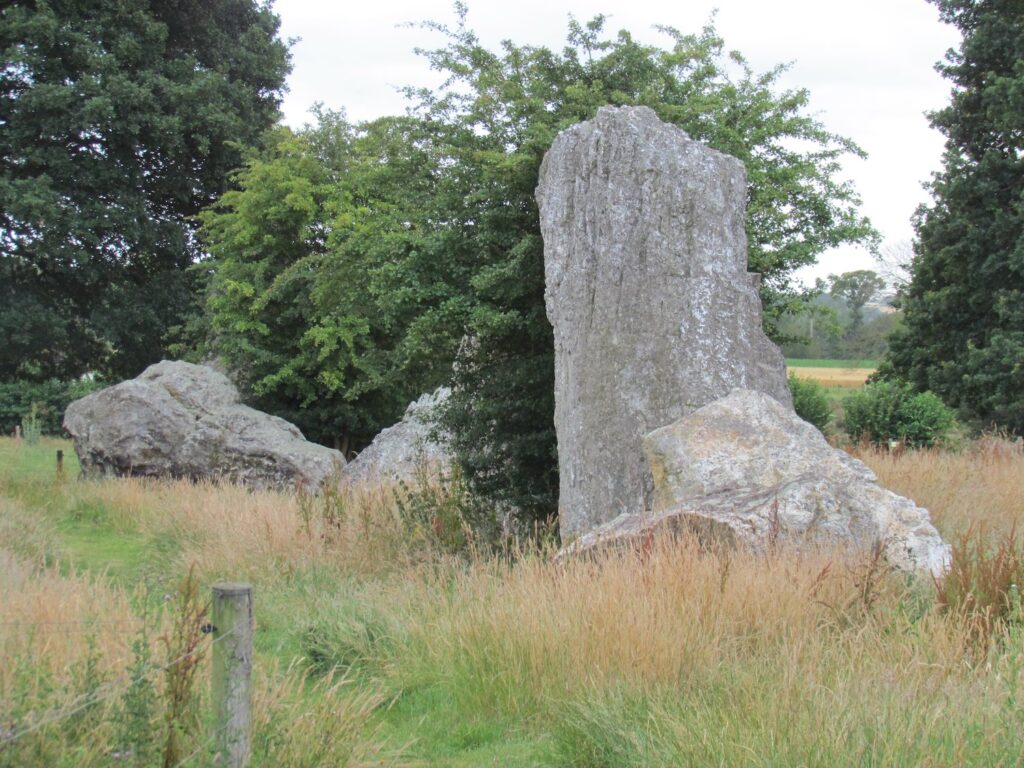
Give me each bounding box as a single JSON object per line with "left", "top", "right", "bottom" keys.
{"left": 827, "top": 270, "right": 886, "bottom": 334}
{"left": 0, "top": 0, "right": 290, "bottom": 381}
{"left": 885, "top": 0, "right": 1024, "bottom": 433}
{"left": 875, "top": 240, "right": 914, "bottom": 296}
{"left": 199, "top": 112, "right": 469, "bottom": 450}
{"left": 409, "top": 9, "right": 878, "bottom": 522}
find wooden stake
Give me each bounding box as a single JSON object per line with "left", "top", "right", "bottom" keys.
{"left": 212, "top": 583, "right": 253, "bottom": 768}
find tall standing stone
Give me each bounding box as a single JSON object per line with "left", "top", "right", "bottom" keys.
{"left": 537, "top": 106, "right": 792, "bottom": 540}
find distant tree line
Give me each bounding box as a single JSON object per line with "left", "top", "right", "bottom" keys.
{"left": 779, "top": 270, "right": 896, "bottom": 361}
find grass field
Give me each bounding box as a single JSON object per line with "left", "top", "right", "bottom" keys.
{"left": 3, "top": 436, "right": 1024, "bottom": 766}
{"left": 786, "top": 358, "right": 879, "bottom": 369}
{"left": 787, "top": 366, "right": 875, "bottom": 389}
{"left": 786, "top": 359, "right": 877, "bottom": 390}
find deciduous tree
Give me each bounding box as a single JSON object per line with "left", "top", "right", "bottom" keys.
{"left": 0, "top": 0, "right": 290, "bottom": 380}
{"left": 828, "top": 270, "right": 886, "bottom": 334}
{"left": 199, "top": 113, "right": 468, "bottom": 449}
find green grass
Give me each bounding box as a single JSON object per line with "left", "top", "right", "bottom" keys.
{"left": 0, "top": 435, "right": 80, "bottom": 487}
{"left": 0, "top": 438, "right": 177, "bottom": 585}
{"left": 53, "top": 517, "right": 152, "bottom": 581}
{"left": 0, "top": 441, "right": 556, "bottom": 766}
{"left": 786, "top": 358, "right": 878, "bottom": 368}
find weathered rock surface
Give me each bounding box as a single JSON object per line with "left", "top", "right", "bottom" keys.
{"left": 561, "top": 389, "right": 950, "bottom": 575}
{"left": 64, "top": 360, "right": 345, "bottom": 491}
{"left": 537, "top": 105, "right": 792, "bottom": 539}
{"left": 341, "top": 388, "right": 451, "bottom": 486}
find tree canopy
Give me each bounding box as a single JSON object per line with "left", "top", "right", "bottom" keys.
{"left": 0, "top": 0, "right": 290, "bottom": 381}
{"left": 885, "top": 0, "right": 1024, "bottom": 433}
{"left": 199, "top": 112, "right": 468, "bottom": 450}
{"left": 828, "top": 270, "right": 886, "bottom": 334}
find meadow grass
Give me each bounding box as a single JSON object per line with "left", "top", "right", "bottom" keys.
{"left": 2, "top": 436, "right": 1024, "bottom": 766}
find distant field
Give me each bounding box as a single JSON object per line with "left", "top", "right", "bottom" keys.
{"left": 787, "top": 358, "right": 876, "bottom": 389}
{"left": 786, "top": 358, "right": 878, "bottom": 369}
{"left": 788, "top": 366, "right": 875, "bottom": 389}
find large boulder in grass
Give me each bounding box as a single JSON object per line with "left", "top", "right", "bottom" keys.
{"left": 560, "top": 389, "right": 950, "bottom": 575}
{"left": 341, "top": 387, "right": 451, "bottom": 487}
{"left": 63, "top": 361, "right": 345, "bottom": 491}
{"left": 537, "top": 106, "right": 791, "bottom": 541}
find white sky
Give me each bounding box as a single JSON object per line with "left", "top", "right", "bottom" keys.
{"left": 273, "top": 0, "right": 961, "bottom": 287}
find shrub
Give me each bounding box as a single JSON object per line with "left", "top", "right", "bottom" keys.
{"left": 787, "top": 373, "right": 832, "bottom": 433}
{"left": 20, "top": 403, "right": 42, "bottom": 445}
{"left": 0, "top": 377, "right": 104, "bottom": 435}
{"left": 843, "top": 381, "right": 955, "bottom": 447}
{"left": 394, "top": 464, "right": 502, "bottom": 557}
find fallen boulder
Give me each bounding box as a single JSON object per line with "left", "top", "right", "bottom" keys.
{"left": 63, "top": 360, "right": 345, "bottom": 491}
{"left": 341, "top": 387, "right": 451, "bottom": 486}
{"left": 537, "top": 105, "right": 791, "bottom": 540}
{"left": 561, "top": 389, "right": 950, "bottom": 575}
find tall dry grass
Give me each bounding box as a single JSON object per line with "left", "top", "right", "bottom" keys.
{"left": 390, "top": 536, "right": 965, "bottom": 709}
{"left": 4, "top": 436, "right": 1024, "bottom": 764}
{"left": 857, "top": 436, "right": 1024, "bottom": 536}
{"left": 61, "top": 476, "right": 422, "bottom": 580}
{"left": 0, "top": 553, "right": 139, "bottom": 695}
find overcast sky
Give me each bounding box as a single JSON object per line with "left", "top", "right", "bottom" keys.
{"left": 272, "top": 0, "right": 961, "bottom": 287}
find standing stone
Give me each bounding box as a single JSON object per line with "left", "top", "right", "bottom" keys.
{"left": 341, "top": 387, "right": 451, "bottom": 487}
{"left": 64, "top": 360, "right": 345, "bottom": 491}
{"left": 537, "top": 106, "right": 791, "bottom": 540}
{"left": 560, "top": 390, "right": 950, "bottom": 576}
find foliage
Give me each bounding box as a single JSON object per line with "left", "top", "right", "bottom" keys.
{"left": 787, "top": 373, "right": 832, "bottom": 433}
{"left": 158, "top": 565, "right": 209, "bottom": 768}
{"left": 394, "top": 464, "right": 503, "bottom": 557}
{"left": 201, "top": 8, "right": 876, "bottom": 521}
{"left": 404, "top": 8, "right": 877, "bottom": 522}
{"left": 114, "top": 623, "right": 159, "bottom": 767}
{"left": 842, "top": 381, "right": 956, "bottom": 448}
{"left": 0, "top": 377, "right": 103, "bottom": 436}
{"left": 19, "top": 404, "right": 41, "bottom": 446}
{"left": 779, "top": 272, "right": 898, "bottom": 360}
{"left": 827, "top": 269, "right": 886, "bottom": 333}
{"left": 199, "top": 112, "right": 465, "bottom": 450}
{"left": 885, "top": 0, "right": 1024, "bottom": 434}
{"left": 0, "top": 0, "right": 290, "bottom": 381}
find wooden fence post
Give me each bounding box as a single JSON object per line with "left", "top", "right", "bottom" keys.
{"left": 56, "top": 450, "right": 64, "bottom": 480}
{"left": 212, "top": 583, "right": 253, "bottom": 767}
